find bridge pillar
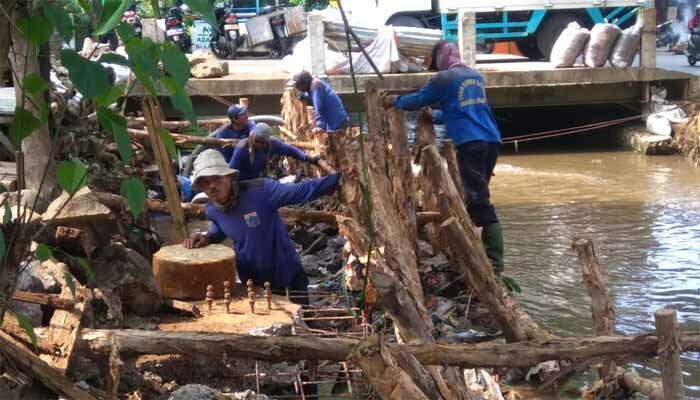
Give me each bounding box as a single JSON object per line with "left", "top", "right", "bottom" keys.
{"left": 308, "top": 12, "right": 326, "bottom": 77}
{"left": 458, "top": 10, "right": 476, "bottom": 68}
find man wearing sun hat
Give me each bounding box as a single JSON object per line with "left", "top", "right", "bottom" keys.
{"left": 183, "top": 149, "right": 340, "bottom": 302}
{"left": 212, "top": 104, "right": 256, "bottom": 163}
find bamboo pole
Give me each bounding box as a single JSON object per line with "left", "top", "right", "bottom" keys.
{"left": 655, "top": 309, "right": 685, "bottom": 399}
{"left": 142, "top": 98, "right": 188, "bottom": 242}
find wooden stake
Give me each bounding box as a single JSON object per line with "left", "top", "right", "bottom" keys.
{"left": 11, "top": 290, "right": 75, "bottom": 310}
{"left": 655, "top": 309, "right": 685, "bottom": 400}
{"left": 106, "top": 337, "right": 123, "bottom": 400}
{"left": 142, "top": 98, "right": 188, "bottom": 243}
{"left": 41, "top": 285, "right": 92, "bottom": 373}
{"left": 0, "top": 330, "right": 96, "bottom": 400}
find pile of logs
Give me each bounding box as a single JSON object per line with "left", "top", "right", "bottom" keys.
{"left": 674, "top": 113, "right": 700, "bottom": 166}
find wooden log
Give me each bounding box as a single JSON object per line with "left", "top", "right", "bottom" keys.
{"left": 11, "top": 291, "right": 75, "bottom": 310}
{"left": 0, "top": 330, "right": 96, "bottom": 400}
{"left": 73, "top": 329, "right": 700, "bottom": 367}
{"left": 421, "top": 143, "right": 553, "bottom": 343}
{"left": 153, "top": 244, "right": 237, "bottom": 300}
{"left": 387, "top": 108, "right": 418, "bottom": 247}
{"left": 349, "top": 335, "right": 431, "bottom": 400}
{"left": 618, "top": 368, "right": 663, "bottom": 400}
{"left": 654, "top": 309, "right": 685, "bottom": 399}
{"left": 572, "top": 238, "right": 616, "bottom": 382}
{"left": 441, "top": 140, "right": 464, "bottom": 202}
{"left": 41, "top": 285, "right": 92, "bottom": 373}
{"left": 128, "top": 128, "right": 316, "bottom": 151}
{"left": 143, "top": 98, "right": 188, "bottom": 243}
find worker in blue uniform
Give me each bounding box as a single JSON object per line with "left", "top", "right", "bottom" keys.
{"left": 183, "top": 149, "right": 340, "bottom": 303}
{"left": 288, "top": 70, "right": 349, "bottom": 132}
{"left": 212, "top": 104, "right": 256, "bottom": 163}
{"left": 229, "top": 123, "right": 327, "bottom": 180}
{"left": 383, "top": 41, "right": 505, "bottom": 273}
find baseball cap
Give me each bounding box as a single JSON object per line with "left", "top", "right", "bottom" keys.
{"left": 227, "top": 104, "right": 248, "bottom": 120}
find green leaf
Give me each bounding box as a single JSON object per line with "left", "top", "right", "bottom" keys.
{"left": 0, "top": 231, "right": 5, "bottom": 262}
{"left": 157, "top": 127, "right": 177, "bottom": 160}
{"left": 56, "top": 160, "right": 87, "bottom": 195}
{"left": 3, "top": 202, "right": 11, "bottom": 224}
{"left": 97, "top": 107, "right": 132, "bottom": 163}
{"left": 10, "top": 108, "right": 41, "bottom": 146}
{"left": 94, "top": 0, "right": 132, "bottom": 36}
{"left": 120, "top": 178, "right": 146, "bottom": 218}
{"left": 124, "top": 39, "right": 160, "bottom": 97}
{"left": 116, "top": 22, "right": 136, "bottom": 43}
{"left": 42, "top": 0, "right": 74, "bottom": 42}
{"left": 60, "top": 50, "right": 111, "bottom": 100}
{"left": 97, "top": 52, "right": 131, "bottom": 67}
{"left": 184, "top": 0, "right": 217, "bottom": 30}
{"left": 23, "top": 74, "right": 49, "bottom": 97}
{"left": 35, "top": 243, "right": 52, "bottom": 262}
{"left": 76, "top": 258, "right": 96, "bottom": 281}
{"left": 161, "top": 42, "right": 190, "bottom": 87}
{"left": 95, "top": 84, "right": 125, "bottom": 107}
{"left": 38, "top": 103, "right": 49, "bottom": 126}
{"left": 161, "top": 76, "right": 198, "bottom": 129}
{"left": 17, "top": 15, "right": 53, "bottom": 47}
{"left": 15, "top": 313, "right": 38, "bottom": 352}
{"left": 64, "top": 272, "right": 76, "bottom": 297}
{"left": 76, "top": 0, "right": 94, "bottom": 19}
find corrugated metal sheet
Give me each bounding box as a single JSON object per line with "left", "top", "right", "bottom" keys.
{"left": 0, "top": 88, "right": 16, "bottom": 116}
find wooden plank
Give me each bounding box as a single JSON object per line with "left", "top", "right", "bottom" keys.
{"left": 0, "top": 330, "right": 96, "bottom": 400}
{"left": 142, "top": 98, "right": 188, "bottom": 243}
{"left": 11, "top": 290, "right": 75, "bottom": 310}
{"left": 41, "top": 285, "right": 92, "bottom": 373}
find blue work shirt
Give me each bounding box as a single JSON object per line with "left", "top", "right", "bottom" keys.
{"left": 229, "top": 137, "right": 309, "bottom": 180}
{"left": 213, "top": 120, "right": 256, "bottom": 162}
{"left": 205, "top": 175, "right": 339, "bottom": 289}
{"left": 310, "top": 80, "right": 348, "bottom": 131}
{"left": 395, "top": 65, "right": 501, "bottom": 145}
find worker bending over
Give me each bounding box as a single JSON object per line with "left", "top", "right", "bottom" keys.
{"left": 213, "top": 104, "right": 256, "bottom": 163}
{"left": 288, "top": 70, "right": 348, "bottom": 133}
{"left": 229, "top": 123, "right": 328, "bottom": 180}
{"left": 183, "top": 150, "right": 340, "bottom": 303}
{"left": 383, "top": 41, "right": 504, "bottom": 273}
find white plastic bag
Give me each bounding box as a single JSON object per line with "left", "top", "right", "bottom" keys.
{"left": 550, "top": 22, "right": 590, "bottom": 68}
{"left": 584, "top": 23, "right": 622, "bottom": 67}
{"left": 609, "top": 24, "right": 641, "bottom": 68}
{"left": 646, "top": 113, "right": 672, "bottom": 136}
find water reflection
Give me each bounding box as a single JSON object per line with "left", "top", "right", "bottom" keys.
{"left": 492, "top": 151, "right": 700, "bottom": 396}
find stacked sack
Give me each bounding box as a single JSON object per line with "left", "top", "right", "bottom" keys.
{"left": 550, "top": 20, "right": 642, "bottom": 68}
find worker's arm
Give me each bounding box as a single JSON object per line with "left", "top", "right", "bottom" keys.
{"left": 183, "top": 219, "right": 226, "bottom": 248}
{"left": 394, "top": 79, "right": 442, "bottom": 111}
{"left": 267, "top": 173, "right": 339, "bottom": 209}
{"left": 273, "top": 139, "right": 309, "bottom": 162}
{"left": 228, "top": 141, "right": 248, "bottom": 170}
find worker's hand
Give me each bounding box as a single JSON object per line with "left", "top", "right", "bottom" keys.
{"left": 382, "top": 95, "right": 397, "bottom": 110}
{"left": 307, "top": 154, "right": 322, "bottom": 166}
{"left": 183, "top": 231, "right": 210, "bottom": 249}
{"left": 311, "top": 127, "right": 324, "bottom": 135}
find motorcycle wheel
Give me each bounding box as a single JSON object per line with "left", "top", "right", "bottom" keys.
{"left": 228, "top": 38, "right": 238, "bottom": 60}
{"left": 210, "top": 34, "right": 227, "bottom": 59}
{"left": 689, "top": 55, "right": 697, "bottom": 66}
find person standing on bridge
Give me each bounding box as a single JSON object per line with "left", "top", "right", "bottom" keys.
{"left": 213, "top": 104, "right": 256, "bottom": 163}
{"left": 383, "top": 41, "right": 505, "bottom": 274}
{"left": 229, "top": 122, "right": 331, "bottom": 180}
{"left": 288, "top": 70, "right": 349, "bottom": 133}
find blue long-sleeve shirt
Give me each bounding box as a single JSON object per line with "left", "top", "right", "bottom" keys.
{"left": 213, "top": 120, "right": 256, "bottom": 162}
{"left": 205, "top": 175, "right": 339, "bottom": 289}
{"left": 310, "top": 80, "right": 348, "bottom": 131}
{"left": 229, "top": 137, "right": 309, "bottom": 180}
{"left": 395, "top": 65, "right": 501, "bottom": 145}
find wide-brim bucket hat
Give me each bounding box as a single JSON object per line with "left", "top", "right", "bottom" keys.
{"left": 191, "top": 149, "right": 239, "bottom": 190}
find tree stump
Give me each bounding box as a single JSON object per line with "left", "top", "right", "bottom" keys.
{"left": 153, "top": 244, "right": 236, "bottom": 300}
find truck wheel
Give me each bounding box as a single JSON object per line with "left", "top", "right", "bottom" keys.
{"left": 537, "top": 13, "right": 583, "bottom": 60}
{"left": 516, "top": 37, "right": 543, "bottom": 60}
{"left": 386, "top": 15, "right": 426, "bottom": 28}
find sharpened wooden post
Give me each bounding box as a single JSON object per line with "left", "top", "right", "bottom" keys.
{"left": 655, "top": 309, "right": 685, "bottom": 400}
{"left": 142, "top": 98, "right": 188, "bottom": 243}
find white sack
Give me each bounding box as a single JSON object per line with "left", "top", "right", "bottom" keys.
{"left": 550, "top": 22, "right": 590, "bottom": 68}
{"left": 584, "top": 23, "right": 622, "bottom": 67}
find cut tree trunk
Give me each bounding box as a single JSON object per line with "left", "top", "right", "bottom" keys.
{"left": 9, "top": 5, "right": 59, "bottom": 201}
{"left": 572, "top": 238, "right": 616, "bottom": 381}
{"left": 71, "top": 329, "right": 700, "bottom": 367}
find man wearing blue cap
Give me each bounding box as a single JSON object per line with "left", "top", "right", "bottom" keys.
{"left": 213, "top": 104, "right": 256, "bottom": 162}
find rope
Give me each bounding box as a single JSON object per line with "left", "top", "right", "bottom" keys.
{"left": 502, "top": 102, "right": 693, "bottom": 145}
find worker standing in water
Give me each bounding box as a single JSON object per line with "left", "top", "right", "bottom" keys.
{"left": 383, "top": 41, "right": 505, "bottom": 273}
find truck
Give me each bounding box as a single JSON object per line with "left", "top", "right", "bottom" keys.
{"left": 336, "top": 0, "right": 646, "bottom": 59}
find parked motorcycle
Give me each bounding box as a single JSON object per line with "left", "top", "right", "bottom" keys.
{"left": 259, "top": 5, "right": 292, "bottom": 58}
{"left": 687, "top": 27, "right": 700, "bottom": 65}
{"left": 656, "top": 20, "right": 680, "bottom": 50}
{"left": 210, "top": 2, "right": 242, "bottom": 59}
{"left": 122, "top": 3, "right": 142, "bottom": 38}
{"left": 165, "top": 0, "right": 192, "bottom": 53}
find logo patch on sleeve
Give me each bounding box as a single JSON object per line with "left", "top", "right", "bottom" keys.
{"left": 243, "top": 211, "right": 261, "bottom": 228}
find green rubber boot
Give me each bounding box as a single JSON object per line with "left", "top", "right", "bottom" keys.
{"left": 481, "top": 222, "right": 504, "bottom": 274}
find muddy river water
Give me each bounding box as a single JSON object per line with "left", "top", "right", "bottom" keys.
{"left": 490, "top": 149, "right": 700, "bottom": 396}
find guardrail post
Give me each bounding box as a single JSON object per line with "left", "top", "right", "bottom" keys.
{"left": 458, "top": 10, "right": 476, "bottom": 68}
{"left": 640, "top": 7, "right": 656, "bottom": 69}
{"left": 308, "top": 12, "right": 326, "bottom": 76}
